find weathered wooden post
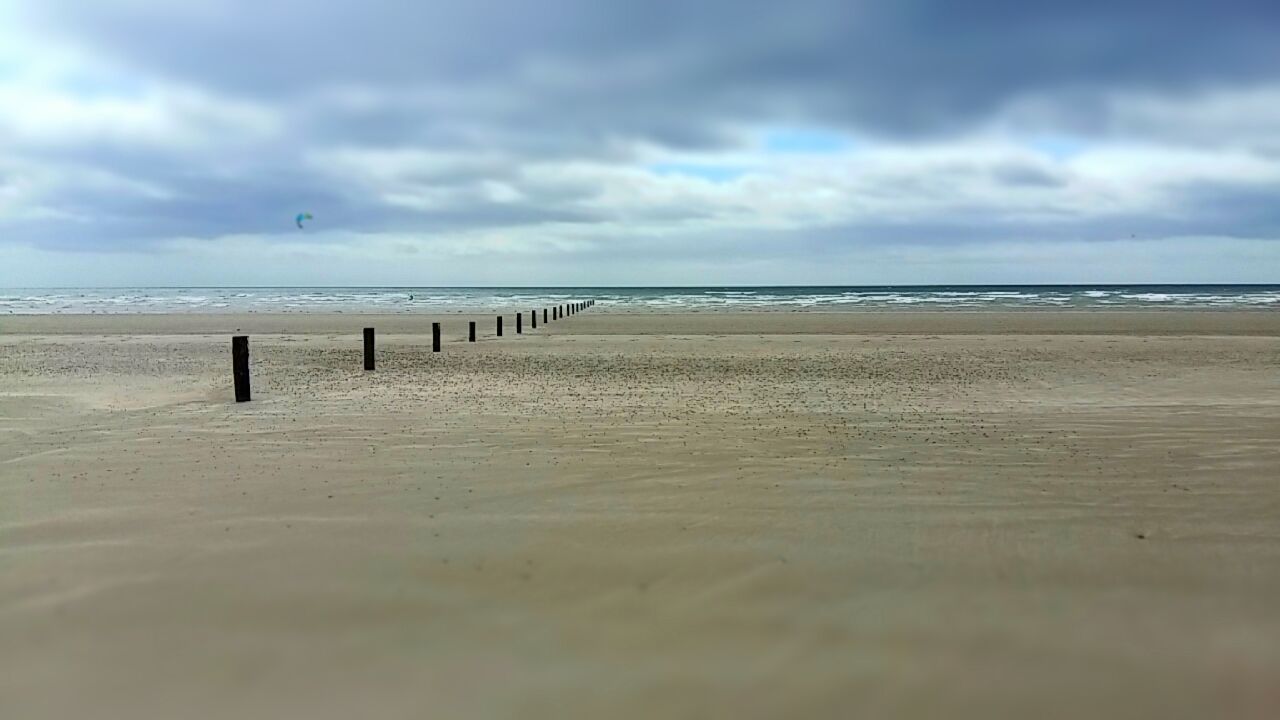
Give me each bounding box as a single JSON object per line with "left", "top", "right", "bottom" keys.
{"left": 497, "top": 316, "right": 503, "bottom": 337}
{"left": 517, "top": 312, "right": 523, "bottom": 334}
{"left": 543, "top": 308, "right": 548, "bottom": 324}
{"left": 232, "top": 335, "right": 251, "bottom": 402}
{"left": 433, "top": 322, "right": 441, "bottom": 352}
{"left": 531, "top": 310, "right": 537, "bottom": 329}
{"left": 363, "top": 327, "right": 375, "bottom": 371}
{"left": 469, "top": 321, "right": 476, "bottom": 342}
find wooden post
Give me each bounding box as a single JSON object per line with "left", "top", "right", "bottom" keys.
{"left": 232, "top": 335, "right": 250, "bottom": 402}
{"left": 517, "top": 312, "right": 523, "bottom": 334}
{"left": 531, "top": 310, "right": 537, "bottom": 329}
{"left": 433, "top": 322, "right": 441, "bottom": 352}
{"left": 363, "top": 327, "right": 375, "bottom": 371}
{"left": 497, "top": 316, "right": 503, "bottom": 337}
{"left": 469, "top": 321, "right": 476, "bottom": 342}
{"left": 543, "top": 308, "right": 548, "bottom": 324}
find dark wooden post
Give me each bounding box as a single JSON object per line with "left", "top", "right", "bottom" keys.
{"left": 469, "top": 321, "right": 476, "bottom": 342}
{"left": 363, "top": 327, "right": 375, "bottom": 371}
{"left": 516, "top": 312, "right": 523, "bottom": 334}
{"left": 497, "top": 316, "right": 503, "bottom": 337}
{"left": 543, "top": 308, "right": 548, "bottom": 324}
{"left": 531, "top": 310, "right": 537, "bottom": 329}
{"left": 433, "top": 323, "right": 441, "bottom": 352}
{"left": 232, "top": 335, "right": 250, "bottom": 402}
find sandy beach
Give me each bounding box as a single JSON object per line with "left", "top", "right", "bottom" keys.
{"left": 2, "top": 310, "right": 1279, "bottom": 719}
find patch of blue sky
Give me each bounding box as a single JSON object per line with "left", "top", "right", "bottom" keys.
{"left": 761, "top": 127, "right": 853, "bottom": 154}
{"left": 1028, "top": 135, "right": 1087, "bottom": 160}
{"left": 57, "top": 72, "right": 148, "bottom": 99}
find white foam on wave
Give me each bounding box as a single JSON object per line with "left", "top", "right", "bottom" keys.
{"left": 2, "top": 287, "right": 1278, "bottom": 313}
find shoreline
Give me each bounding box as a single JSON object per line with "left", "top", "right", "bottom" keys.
{"left": 3, "top": 309, "right": 1279, "bottom": 336}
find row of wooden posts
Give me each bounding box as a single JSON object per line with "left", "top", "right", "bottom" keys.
{"left": 232, "top": 300, "right": 595, "bottom": 402}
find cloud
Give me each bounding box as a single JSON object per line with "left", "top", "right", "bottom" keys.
{"left": 2, "top": 0, "right": 1279, "bottom": 282}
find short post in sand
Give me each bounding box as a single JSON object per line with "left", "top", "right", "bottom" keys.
{"left": 363, "top": 327, "right": 375, "bottom": 371}
{"left": 531, "top": 310, "right": 537, "bottom": 329}
{"left": 469, "top": 321, "right": 476, "bottom": 342}
{"left": 232, "top": 335, "right": 251, "bottom": 402}
{"left": 543, "top": 308, "right": 548, "bottom": 324}
{"left": 517, "top": 312, "right": 523, "bottom": 334}
{"left": 497, "top": 316, "right": 503, "bottom": 337}
{"left": 433, "top": 322, "right": 441, "bottom": 352}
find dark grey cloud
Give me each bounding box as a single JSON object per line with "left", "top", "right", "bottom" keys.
{"left": 22, "top": 0, "right": 1280, "bottom": 139}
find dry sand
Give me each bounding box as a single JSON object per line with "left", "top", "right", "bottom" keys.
{"left": 2, "top": 311, "right": 1278, "bottom": 719}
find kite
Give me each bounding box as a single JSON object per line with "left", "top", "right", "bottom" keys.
{"left": 296, "top": 212, "right": 313, "bottom": 229}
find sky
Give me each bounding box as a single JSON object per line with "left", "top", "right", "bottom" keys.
{"left": 2, "top": 0, "right": 1279, "bottom": 286}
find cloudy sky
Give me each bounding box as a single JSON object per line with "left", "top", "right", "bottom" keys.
{"left": 2, "top": 0, "right": 1278, "bottom": 286}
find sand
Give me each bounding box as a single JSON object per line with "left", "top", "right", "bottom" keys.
{"left": 2, "top": 311, "right": 1278, "bottom": 719}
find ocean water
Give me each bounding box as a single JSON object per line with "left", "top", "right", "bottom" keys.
{"left": 1, "top": 286, "right": 1278, "bottom": 314}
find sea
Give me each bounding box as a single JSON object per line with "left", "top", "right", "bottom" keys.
{"left": 1, "top": 286, "right": 1278, "bottom": 314}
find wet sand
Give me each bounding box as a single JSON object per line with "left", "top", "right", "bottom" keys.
{"left": 2, "top": 311, "right": 1279, "bottom": 719}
